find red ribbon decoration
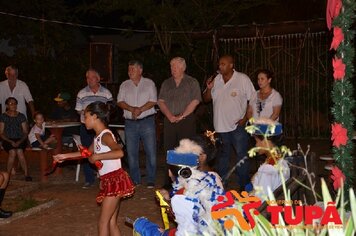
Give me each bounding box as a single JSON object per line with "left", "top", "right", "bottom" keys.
{"left": 331, "top": 123, "right": 348, "bottom": 148}
{"left": 45, "top": 147, "right": 102, "bottom": 176}
{"left": 330, "top": 166, "right": 346, "bottom": 190}
{"left": 330, "top": 27, "right": 344, "bottom": 50}
{"left": 332, "top": 57, "right": 346, "bottom": 80}
{"left": 326, "top": 0, "right": 342, "bottom": 30}
{"left": 78, "top": 146, "right": 103, "bottom": 169}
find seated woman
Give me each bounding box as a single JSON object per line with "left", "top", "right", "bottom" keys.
{"left": 0, "top": 97, "right": 32, "bottom": 181}
{"left": 134, "top": 137, "right": 225, "bottom": 236}
{"left": 247, "top": 118, "right": 290, "bottom": 199}
{"left": 28, "top": 111, "right": 56, "bottom": 149}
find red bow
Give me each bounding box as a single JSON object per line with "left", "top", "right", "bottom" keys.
{"left": 330, "top": 166, "right": 345, "bottom": 190}
{"left": 326, "top": 0, "right": 342, "bottom": 30}
{"left": 332, "top": 57, "right": 346, "bottom": 80}
{"left": 330, "top": 27, "right": 344, "bottom": 50}
{"left": 331, "top": 123, "right": 348, "bottom": 148}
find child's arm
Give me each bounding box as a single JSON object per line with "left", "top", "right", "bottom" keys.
{"left": 89, "top": 133, "right": 123, "bottom": 163}
{"left": 53, "top": 151, "right": 81, "bottom": 163}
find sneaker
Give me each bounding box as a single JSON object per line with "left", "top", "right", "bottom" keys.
{"left": 82, "top": 182, "right": 94, "bottom": 189}
{"left": 146, "top": 183, "right": 155, "bottom": 189}
{"left": 25, "top": 176, "right": 32, "bottom": 182}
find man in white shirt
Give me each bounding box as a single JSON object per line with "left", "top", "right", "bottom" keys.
{"left": 76, "top": 68, "right": 113, "bottom": 188}
{"left": 117, "top": 60, "right": 157, "bottom": 188}
{"left": 0, "top": 65, "right": 35, "bottom": 118}
{"left": 203, "top": 55, "right": 255, "bottom": 189}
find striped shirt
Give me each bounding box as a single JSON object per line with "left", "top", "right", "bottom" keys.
{"left": 75, "top": 85, "right": 113, "bottom": 123}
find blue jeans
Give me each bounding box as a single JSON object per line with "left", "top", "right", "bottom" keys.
{"left": 80, "top": 124, "right": 96, "bottom": 184}
{"left": 125, "top": 116, "right": 157, "bottom": 184}
{"left": 217, "top": 125, "right": 250, "bottom": 189}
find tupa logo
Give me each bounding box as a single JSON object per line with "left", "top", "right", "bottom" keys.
{"left": 211, "top": 190, "right": 342, "bottom": 231}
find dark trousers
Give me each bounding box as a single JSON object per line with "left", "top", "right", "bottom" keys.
{"left": 163, "top": 114, "right": 196, "bottom": 150}
{"left": 217, "top": 125, "right": 250, "bottom": 189}
{"left": 162, "top": 114, "right": 196, "bottom": 189}
{"left": 80, "top": 124, "right": 96, "bottom": 184}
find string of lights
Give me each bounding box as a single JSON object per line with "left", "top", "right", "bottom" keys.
{"left": 0, "top": 10, "right": 213, "bottom": 34}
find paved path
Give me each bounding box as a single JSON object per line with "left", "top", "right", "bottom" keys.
{"left": 0, "top": 176, "right": 163, "bottom": 236}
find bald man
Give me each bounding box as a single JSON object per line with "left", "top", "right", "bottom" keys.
{"left": 203, "top": 55, "right": 255, "bottom": 189}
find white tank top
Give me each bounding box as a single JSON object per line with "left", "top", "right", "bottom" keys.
{"left": 94, "top": 129, "right": 122, "bottom": 176}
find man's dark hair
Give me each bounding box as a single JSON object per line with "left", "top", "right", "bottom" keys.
{"left": 128, "top": 60, "right": 143, "bottom": 69}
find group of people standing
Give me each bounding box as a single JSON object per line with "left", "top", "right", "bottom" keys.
{"left": 0, "top": 55, "right": 283, "bottom": 234}
{"left": 131, "top": 55, "right": 284, "bottom": 235}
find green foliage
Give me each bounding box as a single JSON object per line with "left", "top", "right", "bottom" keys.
{"left": 330, "top": 0, "right": 356, "bottom": 192}
{"left": 217, "top": 122, "right": 356, "bottom": 235}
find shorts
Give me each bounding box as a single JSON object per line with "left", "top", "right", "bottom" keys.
{"left": 2, "top": 138, "right": 27, "bottom": 152}
{"left": 31, "top": 134, "right": 49, "bottom": 148}
{"left": 96, "top": 168, "right": 135, "bottom": 203}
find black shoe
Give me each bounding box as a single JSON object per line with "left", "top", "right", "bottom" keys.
{"left": 25, "top": 176, "right": 32, "bottom": 182}
{"left": 0, "top": 208, "right": 12, "bottom": 218}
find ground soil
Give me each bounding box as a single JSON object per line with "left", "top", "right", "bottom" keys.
{"left": 0, "top": 138, "right": 333, "bottom": 236}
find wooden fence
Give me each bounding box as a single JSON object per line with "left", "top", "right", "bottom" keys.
{"left": 219, "top": 31, "right": 331, "bottom": 138}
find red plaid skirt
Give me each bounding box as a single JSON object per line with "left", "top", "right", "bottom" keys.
{"left": 96, "top": 168, "right": 135, "bottom": 203}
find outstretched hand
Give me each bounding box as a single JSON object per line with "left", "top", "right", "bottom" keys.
{"left": 53, "top": 154, "right": 66, "bottom": 163}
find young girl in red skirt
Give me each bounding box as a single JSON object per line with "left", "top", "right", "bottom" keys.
{"left": 54, "top": 101, "right": 134, "bottom": 235}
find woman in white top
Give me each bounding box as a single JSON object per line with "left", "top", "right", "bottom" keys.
{"left": 247, "top": 69, "right": 282, "bottom": 121}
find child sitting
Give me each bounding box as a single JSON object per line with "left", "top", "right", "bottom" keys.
{"left": 28, "top": 112, "right": 56, "bottom": 149}
{"left": 134, "top": 137, "right": 225, "bottom": 236}
{"left": 247, "top": 118, "right": 290, "bottom": 199}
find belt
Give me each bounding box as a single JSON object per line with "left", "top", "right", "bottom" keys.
{"left": 125, "top": 114, "right": 155, "bottom": 121}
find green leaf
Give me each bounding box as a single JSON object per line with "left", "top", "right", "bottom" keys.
{"left": 344, "top": 218, "right": 355, "bottom": 236}
{"left": 350, "top": 189, "right": 356, "bottom": 234}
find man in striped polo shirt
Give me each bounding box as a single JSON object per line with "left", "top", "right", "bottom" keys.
{"left": 75, "top": 68, "right": 113, "bottom": 189}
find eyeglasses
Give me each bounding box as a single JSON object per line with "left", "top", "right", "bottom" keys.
{"left": 7, "top": 102, "right": 17, "bottom": 105}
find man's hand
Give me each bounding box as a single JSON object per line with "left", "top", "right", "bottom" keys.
{"left": 131, "top": 107, "right": 142, "bottom": 119}
{"left": 175, "top": 114, "right": 185, "bottom": 123}
{"left": 168, "top": 114, "right": 179, "bottom": 123}
{"left": 236, "top": 118, "right": 247, "bottom": 126}
{"left": 206, "top": 76, "right": 215, "bottom": 90}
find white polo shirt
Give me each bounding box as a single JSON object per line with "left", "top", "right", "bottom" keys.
{"left": 117, "top": 77, "right": 157, "bottom": 119}
{"left": 211, "top": 70, "right": 255, "bottom": 133}
{"left": 0, "top": 79, "right": 33, "bottom": 118}
{"left": 75, "top": 85, "right": 113, "bottom": 123}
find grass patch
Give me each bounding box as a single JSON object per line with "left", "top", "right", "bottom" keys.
{"left": 5, "top": 195, "right": 48, "bottom": 213}
{"left": 17, "top": 197, "right": 39, "bottom": 212}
